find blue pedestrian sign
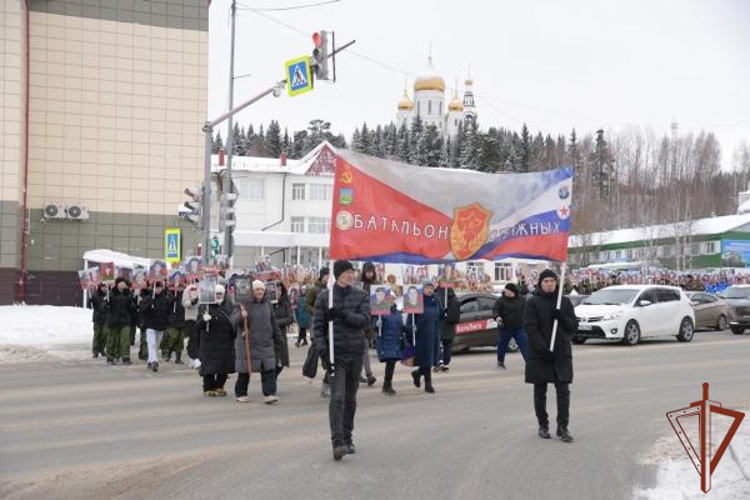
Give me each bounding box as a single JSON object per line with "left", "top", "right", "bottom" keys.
{"left": 285, "top": 55, "right": 313, "bottom": 97}
{"left": 164, "top": 228, "right": 181, "bottom": 264}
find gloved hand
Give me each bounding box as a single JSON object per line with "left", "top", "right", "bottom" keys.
{"left": 327, "top": 307, "right": 342, "bottom": 321}
{"left": 542, "top": 349, "right": 556, "bottom": 362}
{"left": 551, "top": 308, "right": 564, "bottom": 321}
{"left": 191, "top": 298, "right": 198, "bottom": 306}
{"left": 203, "top": 312, "right": 212, "bottom": 322}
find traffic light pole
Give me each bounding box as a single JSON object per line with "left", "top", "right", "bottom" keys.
{"left": 224, "top": 0, "right": 238, "bottom": 262}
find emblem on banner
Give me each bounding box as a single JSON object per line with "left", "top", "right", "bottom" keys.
{"left": 335, "top": 211, "right": 354, "bottom": 230}
{"left": 450, "top": 203, "right": 492, "bottom": 260}
{"left": 340, "top": 167, "right": 354, "bottom": 185}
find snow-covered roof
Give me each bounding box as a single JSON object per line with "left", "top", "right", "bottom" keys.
{"left": 82, "top": 249, "right": 151, "bottom": 269}
{"left": 568, "top": 214, "right": 750, "bottom": 249}
{"left": 738, "top": 198, "right": 750, "bottom": 214}
{"left": 211, "top": 141, "right": 336, "bottom": 176}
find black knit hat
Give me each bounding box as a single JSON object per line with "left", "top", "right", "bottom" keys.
{"left": 504, "top": 283, "right": 519, "bottom": 295}
{"left": 319, "top": 266, "right": 330, "bottom": 280}
{"left": 538, "top": 269, "right": 558, "bottom": 286}
{"left": 333, "top": 260, "right": 355, "bottom": 279}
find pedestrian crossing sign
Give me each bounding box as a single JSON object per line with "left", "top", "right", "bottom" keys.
{"left": 164, "top": 228, "right": 181, "bottom": 264}
{"left": 285, "top": 55, "right": 313, "bottom": 97}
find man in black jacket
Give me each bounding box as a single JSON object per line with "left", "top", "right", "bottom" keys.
{"left": 140, "top": 281, "right": 174, "bottom": 372}
{"left": 313, "top": 260, "right": 371, "bottom": 461}
{"left": 435, "top": 286, "right": 460, "bottom": 371}
{"left": 492, "top": 283, "right": 529, "bottom": 369}
{"left": 523, "top": 269, "right": 578, "bottom": 443}
{"left": 88, "top": 283, "right": 108, "bottom": 358}
{"left": 105, "top": 278, "right": 135, "bottom": 365}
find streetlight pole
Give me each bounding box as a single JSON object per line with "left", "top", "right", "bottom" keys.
{"left": 224, "top": 0, "right": 238, "bottom": 262}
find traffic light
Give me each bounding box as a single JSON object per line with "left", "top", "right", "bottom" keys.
{"left": 179, "top": 186, "right": 202, "bottom": 228}
{"left": 218, "top": 192, "right": 237, "bottom": 232}
{"left": 311, "top": 30, "right": 330, "bottom": 81}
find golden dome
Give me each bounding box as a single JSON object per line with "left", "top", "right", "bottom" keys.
{"left": 397, "top": 90, "right": 414, "bottom": 111}
{"left": 414, "top": 75, "right": 445, "bottom": 93}
{"left": 448, "top": 91, "right": 464, "bottom": 112}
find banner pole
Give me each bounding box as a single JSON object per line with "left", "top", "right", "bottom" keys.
{"left": 328, "top": 260, "right": 335, "bottom": 375}
{"left": 549, "top": 262, "right": 567, "bottom": 352}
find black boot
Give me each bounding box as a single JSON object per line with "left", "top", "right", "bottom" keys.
{"left": 411, "top": 370, "right": 421, "bottom": 388}
{"left": 538, "top": 422, "right": 551, "bottom": 439}
{"left": 557, "top": 426, "right": 574, "bottom": 443}
{"left": 164, "top": 351, "right": 172, "bottom": 362}
{"left": 382, "top": 380, "right": 396, "bottom": 396}
{"left": 424, "top": 370, "right": 435, "bottom": 394}
{"left": 174, "top": 351, "right": 183, "bottom": 364}
{"left": 332, "top": 444, "right": 347, "bottom": 461}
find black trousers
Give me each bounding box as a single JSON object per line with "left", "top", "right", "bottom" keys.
{"left": 328, "top": 355, "right": 364, "bottom": 447}
{"left": 534, "top": 382, "right": 570, "bottom": 428}
{"left": 441, "top": 339, "right": 453, "bottom": 366}
{"left": 235, "top": 371, "right": 277, "bottom": 397}
{"left": 297, "top": 327, "right": 308, "bottom": 342}
{"left": 203, "top": 373, "right": 228, "bottom": 392}
{"left": 384, "top": 359, "right": 396, "bottom": 383}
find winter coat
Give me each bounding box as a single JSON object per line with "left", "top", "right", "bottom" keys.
{"left": 523, "top": 288, "right": 578, "bottom": 384}
{"left": 436, "top": 288, "right": 460, "bottom": 341}
{"left": 169, "top": 290, "right": 186, "bottom": 328}
{"left": 273, "top": 295, "right": 294, "bottom": 368}
{"left": 106, "top": 288, "right": 135, "bottom": 328}
{"left": 313, "top": 283, "right": 370, "bottom": 362}
{"left": 376, "top": 306, "right": 406, "bottom": 362}
{"left": 305, "top": 279, "right": 326, "bottom": 317}
{"left": 232, "top": 298, "right": 282, "bottom": 374}
{"left": 493, "top": 295, "right": 526, "bottom": 330}
{"left": 406, "top": 294, "right": 443, "bottom": 369}
{"left": 140, "top": 291, "right": 174, "bottom": 331}
{"left": 195, "top": 300, "right": 236, "bottom": 376}
{"left": 89, "top": 289, "right": 108, "bottom": 325}
{"left": 295, "top": 292, "right": 311, "bottom": 329}
{"left": 361, "top": 262, "right": 378, "bottom": 341}
{"left": 182, "top": 286, "right": 200, "bottom": 322}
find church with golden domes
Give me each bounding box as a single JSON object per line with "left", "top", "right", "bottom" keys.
{"left": 396, "top": 56, "right": 477, "bottom": 138}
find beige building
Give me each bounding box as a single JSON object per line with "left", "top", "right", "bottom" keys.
{"left": 0, "top": 0, "right": 207, "bottom": 304}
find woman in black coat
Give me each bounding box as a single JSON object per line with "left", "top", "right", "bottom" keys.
{"left": 273, "top": 282, "right": 293, "bottom": 378}
{"left": 194, "top": 285, "right": 236, "bottom": 397}
{"left": 405, "top": 281, "right": 442, "bottom": 394}
{"left": 523, "top": 269, "right": 578, "bottom": 443}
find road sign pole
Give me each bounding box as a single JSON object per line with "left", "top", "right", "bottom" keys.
{"left": 224, "top": 0, "right": 237, "bottom": 263}
{"left": 202, "top": 123, "right": 213, "bottom": 265}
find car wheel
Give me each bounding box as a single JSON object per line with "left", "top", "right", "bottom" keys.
{"left": 730, "top": 325, "right": 745, "bottom": 335}
{"left": 571, "top": 337, "right": 587, "bottom": 345}
{"left": 677, "top": 318, "right": 695, "bottom": 342}
{"left": 715, "top": 315, "right": 728, "bottom": 332}
{"left": 507, "top": 338, "right": 519, "bottom": 352}
{"left": 621, "top": 320, "right": 641, "bottom": 346}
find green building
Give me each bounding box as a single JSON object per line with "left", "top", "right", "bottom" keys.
{"left": 568, "top": 214, "right": 750, "bottom": 270}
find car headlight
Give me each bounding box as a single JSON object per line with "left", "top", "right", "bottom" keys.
{"left": 601, "top": 312, "right": 624, "bottom": 321}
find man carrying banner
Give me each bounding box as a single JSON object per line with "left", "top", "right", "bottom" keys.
{"left": 313, "top": 260, "right": 370, "bottom": 461}
{"left": 523, "top": 269, "right": 578, "bottom": 443}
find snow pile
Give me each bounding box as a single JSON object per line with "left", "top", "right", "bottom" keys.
{"left": 0, "top": 305, "right": 93, "bottom": 363}
{"left": 633, "top": 407, "right": 750, "bottom": 499}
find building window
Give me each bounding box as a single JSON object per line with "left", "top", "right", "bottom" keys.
{"left": 439, "top": 101, "right": 443, "bottom": 116}
{"left": 634, "top": 248, "right": 643, "bottom": 259}
{"left": 428, "top": 100, "right": 432, "bottom": 115}
{"left": 240, "top": 178, "right": 265, "bottom": 201}
{"left": 308, "top": 217, "right": 330, "bottom": 234}
{"left": 466, "top": 261, "right": 483, "bottom": 278}
{"left": 706, "top": 242, "right": 717, "bottom": 254}
{"left": 690, "top": 243, "right": 700, "bottom": 255}
{"left": 600, "top": 251, "right": 608, "bottom": 262}
{"left": 292, "top": 183, "right": 305, "bottom": 201}
{"left": 309, "top": 184, "right": 332, "bottom": 201}
{"left": 291, "top": 217, "right": 304, "bottom": 233}
{"left": 494, "top": 263, "right": 512, "bottom": 281}
{"left": 417, "top": 101, "right": 421, "bottom": 115}
{"left": 661, "top": 245, "right": 673, "bottom": 257}
{"left": 614, "top": 250, "right": 622, "bottom": 260}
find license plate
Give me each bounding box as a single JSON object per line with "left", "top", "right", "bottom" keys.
{"left": 579, "top": 324, "right": 593, "bottom": 331}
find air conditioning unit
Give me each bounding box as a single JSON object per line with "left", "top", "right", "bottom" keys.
{"left": 43, "top": 203, "right": 66, "bottom": 219}
{"left": 66, "top": 204, "right": 89, "bottom": 220}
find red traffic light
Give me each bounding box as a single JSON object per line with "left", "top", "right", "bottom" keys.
{"left": 312, "top": 31, "right": 322, "bottom": 48}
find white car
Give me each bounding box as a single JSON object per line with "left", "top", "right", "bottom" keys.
{"left": 572, "top": 285, "right": 696, "bottom": 346}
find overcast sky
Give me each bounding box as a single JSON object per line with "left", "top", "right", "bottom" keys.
{"left": 207, "top": 0, "right": 750, "bottom": 169}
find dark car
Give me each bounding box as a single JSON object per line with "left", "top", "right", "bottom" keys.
{"left": 452, "top": 293, "right": 518, "bottom": 353}
{"left": 686, "top": 292, "right": 736, "bottom": 331}
{"left": 718, "top": 285, "right": 750, "bottom": 334}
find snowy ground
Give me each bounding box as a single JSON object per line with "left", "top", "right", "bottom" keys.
{"left": 633, "top": 403, "right": 750, "bottom": 499}
{"left": 0, "top": 305, "right": 93, "bottom": 363}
